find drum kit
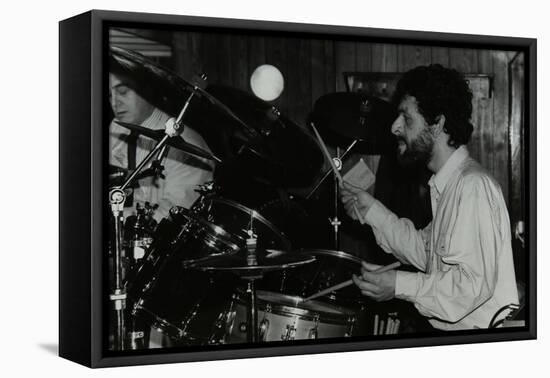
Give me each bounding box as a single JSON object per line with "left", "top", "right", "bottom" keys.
{"left": 108, "top": 47, "right": 399, "bottom": 350}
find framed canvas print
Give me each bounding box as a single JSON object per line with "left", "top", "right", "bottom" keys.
{"left": 59, "top": 9, "right": 537, "bottom": 368}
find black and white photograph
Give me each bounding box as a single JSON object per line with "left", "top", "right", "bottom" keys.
{"left": 102, "top": 19, "right": 531, "bottom": 355}
{"left": 4, "top": 0, "right": 548, "bottom": 375}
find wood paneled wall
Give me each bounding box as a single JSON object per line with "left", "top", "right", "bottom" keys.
{"left": 170, "top": 31, "right": 516, "bottom": 203}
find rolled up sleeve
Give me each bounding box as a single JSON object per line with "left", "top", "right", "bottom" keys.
{"left": 365, "top": 200, "right": 430, "bottom": 271}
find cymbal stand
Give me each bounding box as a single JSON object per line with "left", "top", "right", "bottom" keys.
{"left": 108, "top": 86, "right": 200, "bottom": 351}
{"left": 244, "top": 276, "right": 261, "bottom": 343}
{"left": 305, "top": 139, "right": 358, "bottom": 250}
{"left": 330, "top": 146, "right": 342, "bottom": 250}
{"left": 306, "top": 140, "right": 358, "bottom": 199}
{"left": 244, "top": 219, "right": 260, "bottom": 343}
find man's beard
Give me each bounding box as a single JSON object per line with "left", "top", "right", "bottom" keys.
{"left": 396, "top": 127, "right": 434, "bottom": 168}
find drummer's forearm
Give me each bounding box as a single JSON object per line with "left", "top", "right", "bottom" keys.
{"left": 365, "top": 201, "right": 429, "bottom": 271}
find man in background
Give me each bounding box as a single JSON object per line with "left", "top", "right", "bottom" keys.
{"left": 109, "top": 57, "right": 214, "bottom": 222}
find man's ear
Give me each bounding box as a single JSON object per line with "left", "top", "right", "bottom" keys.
{"left": 432, "top": 114, "right": 446, "bottom": 136}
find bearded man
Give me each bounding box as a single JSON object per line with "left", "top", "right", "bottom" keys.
{"left": 341, "top": 64, "right": 518, "bottom": 330}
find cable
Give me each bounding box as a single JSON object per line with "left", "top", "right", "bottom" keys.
{"left": 489, "top": 303, "right": 520, "bottom": 328}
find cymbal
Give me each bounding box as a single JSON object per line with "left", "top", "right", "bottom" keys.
{"left": 310, "top": 92, "right": 397, "bottom": 153}
{"left": 115, "top": 121, "right": 222, "bottom": 162}
{"left": 186, "top": 249, "right": 316, "bottom": 276}
{"left": 195, "top": 85, "right": 325, "bottom": 188}
{"left": 110, "top": 46, "right": 255, "bottom": 138}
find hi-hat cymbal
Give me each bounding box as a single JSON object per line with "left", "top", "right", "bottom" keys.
{"left": 187, "top": 249, "right": 316, "bottom": 276}
{"left": 115, "top": 120, "right": 222, "bottom": 163}
{"left": 310, "top": 92, "right": 397, "bottom": 153}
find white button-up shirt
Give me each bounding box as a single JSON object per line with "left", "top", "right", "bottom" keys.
{"left": 365, "top": 146, "right": 518, "bottom": 330}
{"left": 110, "top": 108, "right": 214, "bottom": 221}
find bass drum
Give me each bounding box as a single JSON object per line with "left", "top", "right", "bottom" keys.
{"left": 128, "top": 262, "right": 240, "bottom": 348}
{"left": 124, "top": 210, "right": 243, "bottom": 349}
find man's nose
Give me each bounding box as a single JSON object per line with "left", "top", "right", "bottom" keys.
{"left": 391, "top": 115, "right": 403, "bottom": 136}
{"left": 110, "top": 92, "right": 118, "bottom": 111}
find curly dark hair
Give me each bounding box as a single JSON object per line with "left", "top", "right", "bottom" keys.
{"left": 109, "top": 52, "right": 176, "bottom": 116}
{"left": 392, "top": 64, "right": 474, "bottom": 148}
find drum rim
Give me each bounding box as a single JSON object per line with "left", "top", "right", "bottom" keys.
{"left": 134, "top": 305, "right": 211, "bottom": 344}
{"left": 133, "top": 304, "right": 185, "bottom": 341}
{"left": 192, "top": 252, "right": 315, "bottom": 272}
{"left": 291, "top": 248, "right": 366, "bottom": 305}
{"left": 235, "top": 290, "right": 356, "bottom": 324}
{"left": 168, "top": 207, "right": 245, "bottom": 265}
{"left": 174, "top": 207, "right": 243, "bottom": 252}
{"left": 206, "top": 197, "right": 291, "bottom": 250}
{"left": 297, "top": 248, "right": 362, "bottom": 264}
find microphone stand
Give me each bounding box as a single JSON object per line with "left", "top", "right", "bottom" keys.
{"left": 108, "top": 87, "right": 199, "bottom": 351}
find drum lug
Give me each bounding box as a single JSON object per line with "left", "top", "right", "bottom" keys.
{"left": 281, "top": 321, "right": 297, "bottom": 341}
{"left": 308, "top": 314, "right": 320, "bottom": 339}
{"left": 259, "top": 318, "right": 270, "bottom": 342}
{"left": 208, "top": 297, "right": 238, "bottom": 345}
{"left": 127, "top": 331, "right": 145, "bottom": 350}
{"left": 208, "top": 309, "right": 236, "bottom": 345}
{"left": 345, "top": 317, "right": 356, "bottom": 337}
{"left": 279, "top": 270, "right": 287, "bottom": 293}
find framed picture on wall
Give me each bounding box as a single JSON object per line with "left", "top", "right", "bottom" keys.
{"left": 59, "top": 9, "right": 536, "bottom": 368}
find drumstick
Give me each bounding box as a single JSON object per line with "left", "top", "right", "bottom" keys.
{"left": 300, "top": 261, "right": 401, "bottom": 303}
{"left": 310, "top": 123, "right": 365, "bottom": 225}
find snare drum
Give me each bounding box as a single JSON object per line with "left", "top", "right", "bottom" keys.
{"left": 221, "top": 290, "right": 364, "bottom": 343}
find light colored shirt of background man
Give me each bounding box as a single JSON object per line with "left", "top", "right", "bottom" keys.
{"left": 109, "top": 73, "right": 214, "bottom": 221}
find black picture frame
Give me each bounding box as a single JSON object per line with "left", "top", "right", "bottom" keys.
{"left": 59, "top": 9, "right": 537, "bottom": 368}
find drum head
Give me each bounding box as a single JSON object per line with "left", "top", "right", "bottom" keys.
{"left": 196, "top": 197, "right": 291, "bottom": 252}
{"left": 257, "top": 291, "right": 352, "bottom": 316}
{"left": 130, "top": 262, "right": 240, "bottom": 345}
{"left": 170, "top": 206, "right": 242, "bottom": 264}
{"left": 260, "top": 249, "right": 365, "bottom": 304}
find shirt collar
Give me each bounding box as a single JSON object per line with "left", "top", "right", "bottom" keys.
{"left": 428, "top": 145, "right": 469, "bottom": 194}
{"left": 139, "top": 107, "right": 197, "bottom": 141}
{"left": 140, "top": 107, "right": 169, "bottom": 130}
